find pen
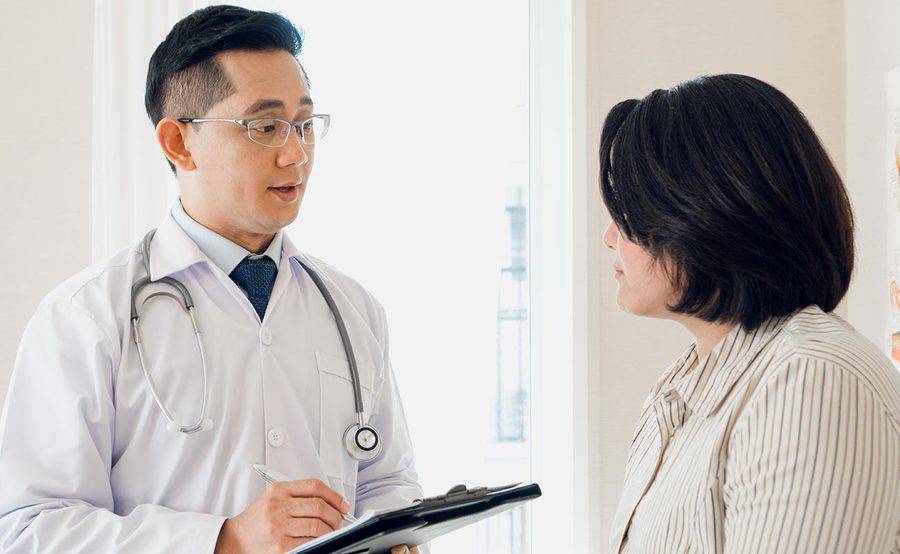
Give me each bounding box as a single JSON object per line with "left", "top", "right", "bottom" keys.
{"left": 252, "top": 464, "right": 357, "bottom": 523}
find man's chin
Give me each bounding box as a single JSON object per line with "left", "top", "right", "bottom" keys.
{"left": 262, "top": 208, "right": 301, "bottom": 232}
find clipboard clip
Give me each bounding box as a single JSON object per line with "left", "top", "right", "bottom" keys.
{"left": 414, "top": 482, "right": 522, "bottom": 507}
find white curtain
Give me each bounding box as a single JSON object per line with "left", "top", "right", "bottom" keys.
{"left": 91, "top": 0, "right": 209, "bottom": 261}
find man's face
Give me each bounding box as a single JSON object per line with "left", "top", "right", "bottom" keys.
{"left": 180, "top": 49, "right": 314, "bottom": 237}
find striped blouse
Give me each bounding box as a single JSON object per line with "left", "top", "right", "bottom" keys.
{"left": 611, "top": 305, "right": 900, "bottom": 553}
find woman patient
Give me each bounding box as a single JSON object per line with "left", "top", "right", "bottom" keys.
{"left": 601, "top": 74, "right": 900, "bottom": 553}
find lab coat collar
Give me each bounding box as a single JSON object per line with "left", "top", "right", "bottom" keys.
{"left": 280, "top": 233, "right": 332, "bottom": 285}
{"left": 146, "top": 210, "right": 211, "bottom": 281}
{"left": 282, "top": 231, "right": 302, "bottom": 260}
{"left": 280, "top": 232, "right": 325, "bottom": 279}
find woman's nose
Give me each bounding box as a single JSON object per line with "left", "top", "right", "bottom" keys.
{"left": 603, "top": 221, "right": 618, "bottom": 250}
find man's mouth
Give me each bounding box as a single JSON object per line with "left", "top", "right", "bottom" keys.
{"left": 269, "top": 182, "right": 301, "bottom": 201}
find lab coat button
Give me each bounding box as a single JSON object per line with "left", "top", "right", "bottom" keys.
{"left": 267, "top": 428, "right": 285, "bottom": 447}
{"left": 259, "top": 327, "right": 273, "bottom": 346}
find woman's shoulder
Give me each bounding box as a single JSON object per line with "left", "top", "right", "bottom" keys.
{"left": 756, "top": 304, "right": 900, "bottom": 418}
{"left": 778, "top": 306, "right": 894, "bottom": 376}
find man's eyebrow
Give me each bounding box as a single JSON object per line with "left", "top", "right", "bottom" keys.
{"left": 242, "top": 99, "right": 284, "bottom": 116}
{"left": 243, "top": 97, "right": 314, "bottom": 116}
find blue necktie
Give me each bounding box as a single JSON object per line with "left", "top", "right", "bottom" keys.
{"left": 230, "top": 256, "right": 278, "bottom": 321}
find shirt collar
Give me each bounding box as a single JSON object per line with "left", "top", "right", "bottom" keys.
{"left": 171, "top": 199, "right": 283, "bottom": 275}
{"left": 659, "top": 313, "right": 793, "bottom": 418}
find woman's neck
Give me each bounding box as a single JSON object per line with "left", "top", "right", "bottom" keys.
{"left": 677, "top": 316, "right": 735, "bottom": 359}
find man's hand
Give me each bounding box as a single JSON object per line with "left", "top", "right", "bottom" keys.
{"left": 214, "top": 479, "right": 350, "bottom": 554}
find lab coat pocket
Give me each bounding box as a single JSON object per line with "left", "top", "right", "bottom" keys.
{"left": 315, "top": 350, "right": 378, "bottom": 504}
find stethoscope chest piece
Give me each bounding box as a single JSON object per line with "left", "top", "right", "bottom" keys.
{"left": 343, "top": 421, "right": 382, "bottom": 461}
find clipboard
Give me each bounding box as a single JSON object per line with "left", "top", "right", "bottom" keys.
{"left": 287, "top": 482, "right": 542, "bottom": 554}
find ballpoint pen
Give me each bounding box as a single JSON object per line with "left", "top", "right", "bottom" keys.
{"left": 252, "top": 463, "right": 357, "bottom": 523}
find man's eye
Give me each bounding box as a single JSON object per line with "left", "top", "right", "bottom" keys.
{"left": 251, "top": 120, "right": 282, "bottom": 135}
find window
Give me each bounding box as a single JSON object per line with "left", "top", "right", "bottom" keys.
{"left": 245, "top": 1, "right": 532, "bottom": 551}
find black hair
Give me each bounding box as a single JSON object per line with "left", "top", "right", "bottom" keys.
{"left": 599, "top": 74, "right": 854, "bottom": 331}
{"left": 145, "top": 5, "right": 305, "bottom": 173}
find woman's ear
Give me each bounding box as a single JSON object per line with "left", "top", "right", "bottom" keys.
{"left": 155, "top": 118, "right": 197, "bottom": 172}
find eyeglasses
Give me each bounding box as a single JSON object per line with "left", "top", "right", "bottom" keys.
{"left": 177, "top": 114, "right": 330, "bottom": 147}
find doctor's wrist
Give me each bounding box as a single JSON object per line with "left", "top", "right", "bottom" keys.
{"left": 213, "top": 518, "right": 240, "bottom": 554}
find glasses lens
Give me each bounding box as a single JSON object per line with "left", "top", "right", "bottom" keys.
{"left": 248, "top": 118, "right": 291, "bottom": 146}
{"left": 297, "top": 116, "right": 330, "bottom": 145}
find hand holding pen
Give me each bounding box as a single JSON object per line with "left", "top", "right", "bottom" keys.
{"left": 213, "top": 464, "right": 356, "bottom": 554}
{"left": 253, "top": 463, "right": 357, "bottom": 523}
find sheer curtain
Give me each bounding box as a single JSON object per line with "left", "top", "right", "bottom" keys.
{"left": 91, "top": 0, "right": 204, "bottom": 260}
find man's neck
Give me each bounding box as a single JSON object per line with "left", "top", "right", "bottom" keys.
{"left": 181, "top": 201, "right": 274, "bottom": 254}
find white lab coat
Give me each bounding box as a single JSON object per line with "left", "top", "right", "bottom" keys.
{"left": 0, "top": 212, "right": 424, "bottom": 552}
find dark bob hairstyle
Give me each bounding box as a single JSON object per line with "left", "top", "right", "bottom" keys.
{"left": 599, "top": 74, "right": 854, "bottom": 331}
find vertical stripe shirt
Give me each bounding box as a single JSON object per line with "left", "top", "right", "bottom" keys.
{"left": 611, "top": 305, "right": 900, "bottom": 553}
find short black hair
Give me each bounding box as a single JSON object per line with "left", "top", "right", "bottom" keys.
{"left": 145, "top": 5, "right": 305, "bottom": 173}
{"left": 599, "top": 74, "right": 854, "bottom": 331}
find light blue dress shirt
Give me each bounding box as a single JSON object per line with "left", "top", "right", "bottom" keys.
{"left": 170, "top": 199, "right": 283, "bottom": 276}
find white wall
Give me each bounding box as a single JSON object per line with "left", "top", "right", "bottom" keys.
{"left": 0, "top": 1, "right": 93, "bottom": 405}
{"left": 584, "top": 0, "right": 846, "bottom": 549}
{"left": 844, "top": 0, "right": 900, "bottom": 347}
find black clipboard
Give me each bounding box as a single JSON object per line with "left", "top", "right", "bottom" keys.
{"left": 287, "top": 482, "right": 542, "bottom": 554}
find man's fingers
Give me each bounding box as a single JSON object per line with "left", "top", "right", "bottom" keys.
{"left": 283, "top": 516, "right": 335, "bottom": 539}
{"left": 390, "top": 547, "right": 410, "bottom": 554}
{"left": 276, "top": 479, "right": 350, "bottom": 513}
{"left": 277, "top": 536, "right": 312, "bottom": 553}
{"left": 286, "top": 497, "right": 343, "bottom": 531}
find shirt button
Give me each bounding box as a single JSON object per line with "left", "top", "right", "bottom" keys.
{"left": 259, "top": 327, "right": 273, "bottom": 346}
{"left": 267, "top": 427, "right": 285, "bottom": 447}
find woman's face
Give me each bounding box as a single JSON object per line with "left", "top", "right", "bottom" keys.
{"left": 603, "top": 220, "right": 677, "bottom": 319}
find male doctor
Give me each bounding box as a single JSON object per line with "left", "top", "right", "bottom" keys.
{"left": 0, "top": 6, "right": 423, "bottom": 553}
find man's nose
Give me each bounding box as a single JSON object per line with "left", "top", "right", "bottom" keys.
{"left": 277, "top": 128, "right": 309, "bottom": 167}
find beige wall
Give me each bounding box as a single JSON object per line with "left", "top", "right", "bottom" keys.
{"left": 584, "top": 0, "right": 846, "bottom": 549}
{"left": 844, "top": 0, "right": 900, "bottom": 346}
{"left": 0, "top": 2, "right": 93, "bottom": 406}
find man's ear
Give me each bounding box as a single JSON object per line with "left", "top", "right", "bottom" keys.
{"left": 155, "top": 117, "right": 197, "bottom": 172}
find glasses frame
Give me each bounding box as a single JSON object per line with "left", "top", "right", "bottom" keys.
{"left": 177, "top": 114, "right": 331, "bottom": 147}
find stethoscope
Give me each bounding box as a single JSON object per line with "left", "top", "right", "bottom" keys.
{"left": 130, "top": 229, "right": 383, "bottom": 462}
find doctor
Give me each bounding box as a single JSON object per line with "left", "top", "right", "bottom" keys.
{"left": 0, "top": 5, "right": 422, "bottom": 554}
